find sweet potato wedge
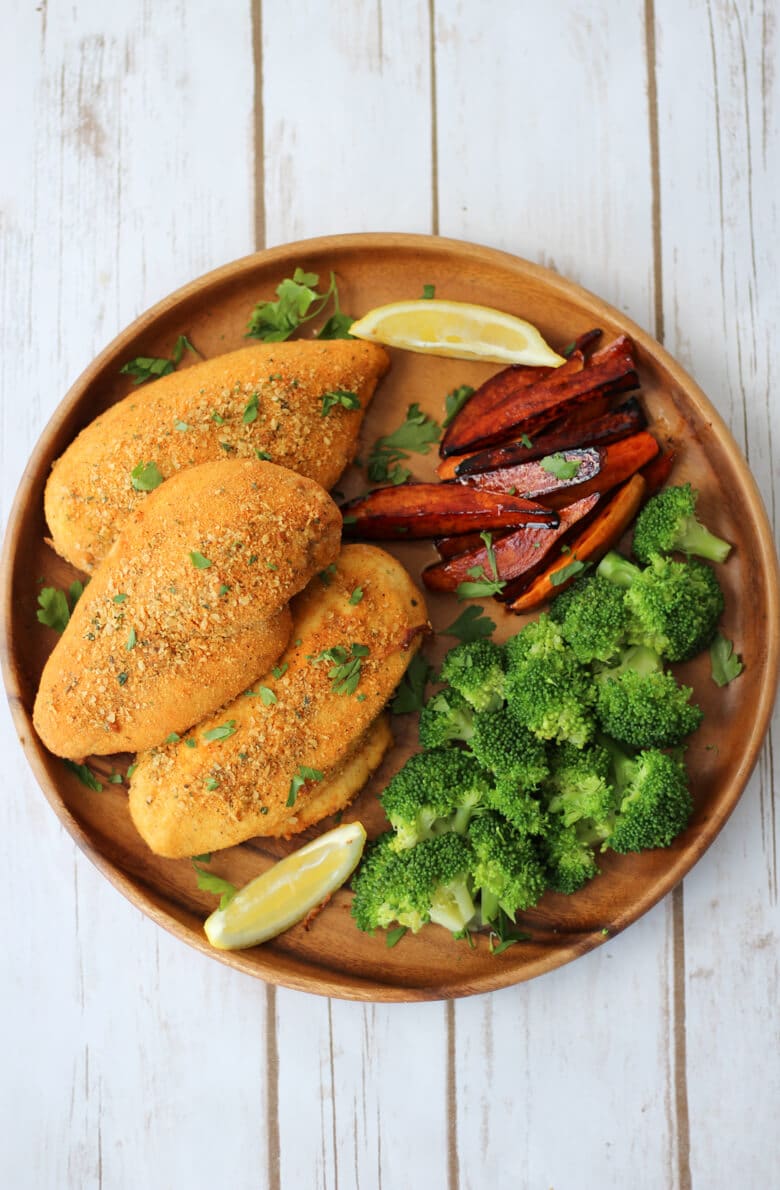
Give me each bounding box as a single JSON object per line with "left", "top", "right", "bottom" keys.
{"left": 433, "top": 530, "right": 514, "bottom": 560}
{"left": 340, "top": 483, "right": 558, "bottom": 540}
{"left": 422, "top": 493, "right": 600, "bottom": 594}
{"left": 440, "top": 336, "right": 639, "bottom": 456}
{"left": 504, "top": 473, "right": 647, "bottom": 612}
{"left": 454, "top": 397, "right": 647, "bottom": 477}
{"left": 639, "top": 445, "right": 677, "bottom": 494}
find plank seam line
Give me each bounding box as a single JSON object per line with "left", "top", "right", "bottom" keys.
{"left": 251, "top": 0, "right": 266, "bottom": 251}
{"left": 266, "top": 985, "right": 281, "bottom": 1190}
{"left": 428, "top": 0, "right": 440, "bottom": 236}
{"left": 446, "top": 1000, "right": 460, "bottom": 1190}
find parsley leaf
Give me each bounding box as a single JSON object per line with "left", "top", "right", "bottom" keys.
{"left": 310, "top": 643, "right": 369, "bottom": 696}
{"left": 540, "top": 452, "right": 581, "bottom": 480}
{"left": 456, "top": 532, "right": 506, "bottom": 600}
{"left": 165, "top": 732, "right": 181, "bottom": 744}
{"left": 348, "top": 587, "right": 364, "bottom": 605}
{"left": 385, "top": 926, "right": 407, "bottom": 947}
{"left": 520, "top": 433, "right": 534, "bottom": 449}
{"left": 317, "top": 310, "right": 354, "bottom": 340}
{"left": 120, "top": 335, "right": 200, "bottom": 384}
{"left": 367, "top": 403, "right": 442, "bottom": 485}
{"left": 247, "top": 268, "right": 352, "bottom": 342}
{"left": 202, "top": 720, "right": 237, "bottom": 742}
{"left": 391, "top": 652, "right": 434, "bottom": 714}
{"left": 321, "top": 389, "right": 360, "bottom": 417}
{"left": 192, "top": 862, "right": 237, "bottom": 910}
{"left": 549, "top": 556, "right": 589, "bottom": 587}
{"left": 242, "top": 392, "right": 260, "bottom": 423}
{"left": 442, "top": 605, "right": 496, "bottom": 643}
{"left": 272, "top": 663, "right": 288, "bottom": 680}
{"left": 64, "top": 759, "right": 103, "bottom": 792}
{"left": 286, "top": 765, "right": 324, "bottom": 807}
{"left": 125, "top": 627, "right": 137, "bottom": 651}
{"left": 710, "top": 633, "right": 744, "bottom": 687}
{"left": 421, "top": 284, "right": 436, "bottom": 299}
{"left": 443, "top": 384, "right": 475, "bottom": 427}
{"left": 318, "top": 562, "right": 337, "bottom": 586}
{"left": 37, "top": 587, "right": 71, "bottom": 632}
{"left": 256, "top": 686, "right": 277, "bottom": 705}
{"left": 130, "top": 461, "right": 164, "bottom": 491}
{"left": 189, "top": 550, "right": 212, "bottom": 569}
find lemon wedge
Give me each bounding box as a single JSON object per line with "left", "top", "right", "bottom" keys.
{"left": 204, "top": 821, "right": 367, "bottom": 950}
{"left": 349, "top": 298, "right": 566, "bottom": 367}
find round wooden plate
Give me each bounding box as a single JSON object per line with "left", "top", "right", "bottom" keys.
{"left": 2, "top": 233, "right": 778, "bottom": 1001}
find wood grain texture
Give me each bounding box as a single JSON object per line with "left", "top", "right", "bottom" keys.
{"left": 1, "top": 1, "right": 779, "bottom": 1189}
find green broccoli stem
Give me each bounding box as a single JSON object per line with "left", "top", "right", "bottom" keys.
{"left": 429, "top": 878, "right": 477, "bottom": 933}
{"left": 610, "top": 645, "right": 663, "bottom": 678}
{"left": 480, "top": 887, "right": 500, "bottom": 927}
{"left": 600, "top": 735, "right": 635, "bottom": 793}
{"left": 597, "top": 551, "right": 641, "bottom": 589}
{"left": 676, "top": 518, "right": 732, "bottom": 563}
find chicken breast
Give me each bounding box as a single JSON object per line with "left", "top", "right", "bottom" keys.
{"left": 128, "top": 544, "right": 429, "bottom": 857}
{"left": 45, "top": 338, "right": 389, "bottom": 571}
{"left": 34, "top": 459, "right": 341, "bottom": 757}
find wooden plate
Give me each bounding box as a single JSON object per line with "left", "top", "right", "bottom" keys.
{"left": 2, "top": 233, "right": 778, "bottom": 1001}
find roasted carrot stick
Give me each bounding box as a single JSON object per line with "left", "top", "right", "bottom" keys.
{"left": 340, "top": 483, "right": 558, "bottom": 540}
{"left": 504, "top": 473, "right": 647, "bottom": 612}
{"left": 422, "top": 494, "right": 599, "bottom": 593}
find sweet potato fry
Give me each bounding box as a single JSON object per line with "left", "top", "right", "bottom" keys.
{"left": 422, "top": 494, "right": 599, "bottom": 593}
{"left": 562, "top": 328, "right": 603, "bottom": 357}
{"left": 439, "top": 351, "right": 585, "bottom": 457}
{"left": 639, "top": 445, "right": 677, "bottom": 494}
{"left": 340, "top": 483, "right": 558, "bottom": 540}
{"left": 504, "top": 473, "right": 647, "bottom": 612}
{"left": 434, "top": 531, "right": 513, "bottom": 560}
{"left": 440, "top": 337, "right": 639, "bottom": 456}
{"left": 454, "top": 397, "right": 647, "bottom": 477}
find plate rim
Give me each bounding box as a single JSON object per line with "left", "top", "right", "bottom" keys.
{"left": 2, "top": 231, "right": 779, "bottom": 1001}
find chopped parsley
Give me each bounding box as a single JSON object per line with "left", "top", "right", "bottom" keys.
{"left": 391, "top": 652, "right": 434, "bottom": 714}
{"left": 272, "top": 663, "right": 288, "bottom": 679}
{"left": 318, "top": 562, "right": 337, "bottom": 586}
{"left": 125, "top": 627, "right": 137, "bottom": 651}
{"left": 119, "top": 335, "right": 199, "bottom": 385}
{"left": 385, "top": 926, "right": 407, "bottom": 948}
{"left": 64, "top": 759, "right": 103, "bottom": 792}
{"left": 108, "top": 772, "right": 124, "bottom": 784}
{"left": 255, "top": 449, "right": 272, "bottom": 461}
{"left": 367, "top": 403, "right": 442, "bottom": 485}
{"left": 520, "top": 433, "right": 534, "bottom": 449}
{"left": 243, "top": 392, "right": 260, "bottom": 424}
{"left": 218, "top": 584, "right": 230, "bottom": 596}
{"left": 192, "top": 862, "right": 236, "bottom": 909}
{"left": 443, "top": 605, "right": 496, "bottom": 643}
{"left": 310, "top": 643, "right": 370, "bottom": 696}
{"left": 247, "top": 268, "right": 353, "bottom": 342}
{"left": 117, "top": 671, "right": 129, "bottom": 686}
{"left": 202, "top": 720, "right": 237, "bottom": 742}
{"left": 174, "top": 420, "right": 190, "bottom": 432}
{"left": 321, "top": 389, "right": 360, "bottom": 417}
{"left": 421, "top": 284, "right": 436, "bottom": 299}
{"left": 456, "top": 532, "right": 506, "bottom": 600}
{"left": 204, "top": 777, "right": 220, "bottom": 791}
{"left": 710, "top": 633, "right": 744, "bottom": 687}
{"left": 113, "top": 593, "right": 128, "bottom": 604}
{"left": 550, "top": 555, "right": 589, "bottom": 587}
{"left": 36, "top": 587, "right": 71, "bottom": 632}
{"left": 540, "top": 452, "right": 581, "bottom": 481}
{"left": 286, "top": 765, "right": 324, "bottom": 807}
{"left": 443, "top": 384, "right": 474, "bottom": 427}
{"left": 348, "top": 587, "right": 364, "bottom": 605}
{"left": 130, "top": 460, "right": 164, "bottom": 491}
{"left": 255, "top": 686, "right": 277, "bottom": 705}
{"left": 165, "top": 732, "right": 181, "bottom": 744}
{"left": 189, "top": 550, "right": 212, "bottom": 569}
{"left": 211, "top": 411, "right": 225, "bottom": 425}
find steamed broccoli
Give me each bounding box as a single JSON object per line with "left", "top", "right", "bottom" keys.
{"left": 485, "top": 782, "right": 547, "bottom": 836}
{"left": 469, "top": 811, "right": 548, "bottom": 924}
{"left": 350, "top": 831, "right": 476, "bottom": 934}
{"left": 418, "top": 688, "right": 475, "bottom": 748}
{"left": 541, "top": 815, "right": 601, "bottom": 894}
{"left": 595, "top": 646, "right": 703, "bottom": 748}
{"left": 605, "top": 741, "right": 693, "bottom": 853}
{"left": 598, "top": 551, "right": 724, "bottom": 662}
{"left": 439, "top": 639, "right": 507, "bottom": 712}
{"left": 544, "top": 740, "right": 618, "bottom": 833}
{"left": 504, "top": 612, "right": 568, "bottom": 667}
{"left": 380, "top": 748, "right": 492, "bottom": 850}
{"left": 469, "top": 707, "right": 550, "bottom": 790}
{"left": 550, "top": 572, "right": 630, "bottom": 664}
{"left": 632, "top": 483, "right": 732, "bottom": 564}
{"left": 504, "top": 648, "right": 595, "bottom": 747}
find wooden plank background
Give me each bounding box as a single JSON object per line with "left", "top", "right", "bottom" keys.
{"left": 1, "top": 2, "right": 777, "bottom": 1187}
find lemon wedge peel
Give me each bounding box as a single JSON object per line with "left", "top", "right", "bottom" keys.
{"left": 349, "top": 299, "right": 566, "bottom": 367}
{"left": 204, "top": 820, "right": 367, "bottom": 950}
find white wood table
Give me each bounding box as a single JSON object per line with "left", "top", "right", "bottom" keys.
{"left": 1, "top": 3, "right": 778, "bottom": 1187}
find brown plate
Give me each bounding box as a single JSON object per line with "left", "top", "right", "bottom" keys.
{"left": 2, "top": 233, "right": 778, "bottom": 1001}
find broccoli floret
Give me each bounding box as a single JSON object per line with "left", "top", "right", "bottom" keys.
{"left": 469, "top": 707, "right": 549, "bottom": 790}
{"left": 595, "top": 646, "right": 703, "bottom": 748}
{"left": 544, "top": 740, "right": 619, "bottom": 833}
{"left": 504, "top": 648, "right": 595, "bottom": 747}
{"left": 604, "top": 742, "right": 693, "bottom": 853}
{"left": 486, "top": 781, "right": 547, "bottom": 835}
{"left": 439, "top": 639, "right": 507, "bottom": 712}
{"left": 504, "top": 612, "right": 568, "bottom": 667}
{"left": 380, "top": 748, "right": 492, "bottom": 850}
{"left": 418, "top": 688, "right": 475, "bottom": 748}
{"left": 469, "top": 811, "right": 548, "bottom": 924}
{"left": 598, "top": 551, "right": 724, "bottom": 661}
{"left": 549, "top": 572, "right": 630, "bottom": 664}
{"left": 541, "top": 816, "right": 601, "bottom": 894}
{"left": 632, "top": 483, "right": 732, "bottom": 564}
{"left": 351, "top": 832, "right": 476, "bottom": 934}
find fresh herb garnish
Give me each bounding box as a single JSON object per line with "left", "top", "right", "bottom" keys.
{"left": 710, "top": 633, "right": 743, "bottom": 687}
{"left": 256, "top": 686, "right": 277, "bottom": 706}
{"left": 192, "top": 852, "right": 212, "bottom": 863}
{"left": 108, "top": 772, "right": 124, "bottom": 784}
{"left": 421, "top": 284, "right": 436, "bottom": 299}
{"left": 247, "top": 268, "right": 352, "bottom": 342}
{"left": 443, "top": 605, "right": 496, "bottom": 643}
{"left": 189, "top": 550, "right": 212, "bottom": 569}
{"left": 310, "top": 643, "right": 369, "bottom": 696}
{"left": 367, "top": 403, "right": 442, "bottom": 485}
{"left": 443, "top": 384, "right": 474, "bottom": 427}
{"left": 286, "top": 765, "right": 324, "bottom": 807}
{"left": 192, "top": 862, "right": 237, "bottom": 910}
{"left": 174, "top": 420, "right": 190, "bottom": 432}
{"left": 120, "top": 335, "right": 199, "bottom": 385}
{"left": 113, "top": 593, "right": 128, "bottom": 604}
{"left": 205, "top": 777, "right": 220, "bottom": 791}
{"left": 130, "top": 460, "right": 164, "bottom": 491}
{"left": 348, "top": 587, "right": 364, "bottom": 605}
{"left": 520, "top": 433, "right": 534, "bottom": 449}
{"left": 255, "top": 449, "right": 272, "bottom": 461}
{"left": 549, "top": 556, "right": 588, "bottom": 587}
{"left": 36, "top": 587, "right": 71, "bottom": 632}
{"left": 540, "top": 452, "right": 581, "bottom": 481}
{"left": 125, "top": 627, "right": 137, "bottom": 651}
{"left": 385, "top": 926, "right": 407, "bottom": 948}
{"left": 165, "top": 732, "right": 181, "bottom": 744}
{"left": 318, "top": 562, "right": 337, "bottom": 586}
{"left": 391, "top": 651, "right": 434, "bottom": 714}
{"left": 202, "top": 720, "right": 237, "bottom": 742}
{"left": 242, "top": 392, "right": 260, "bottom": 423}
{"left": 211, "top": 410, "right": 225, "bottom": 425}
{"left": 456, "top": 532, "right": 506, "bottom": 600}
{"left": 64, "top": 759, "right": 103, "bottom": 792}
{"left": 321, "top": 389, "right": 360, "bottom": 417}
{"left": 272, "top": 663, "right": 288, "bottom": 680}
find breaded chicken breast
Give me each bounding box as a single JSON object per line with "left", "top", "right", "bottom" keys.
{"left": 128, "top": 544, "right": 429, "bottom": 857}
{"left": 34, "top": 459, "right": 341, "bottom": 758}
{"left": 45, "top": 338, "right": 389, "bottom": 571}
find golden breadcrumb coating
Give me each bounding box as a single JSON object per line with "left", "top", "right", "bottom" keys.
{"left": 34, "top": 459, "right": 341, "bottom": 758}
{"left": 45, "top": 338, "right": 389, "bottom": 571}
{"left": 128, "top": 544, "right": 429, "bottom": 857}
